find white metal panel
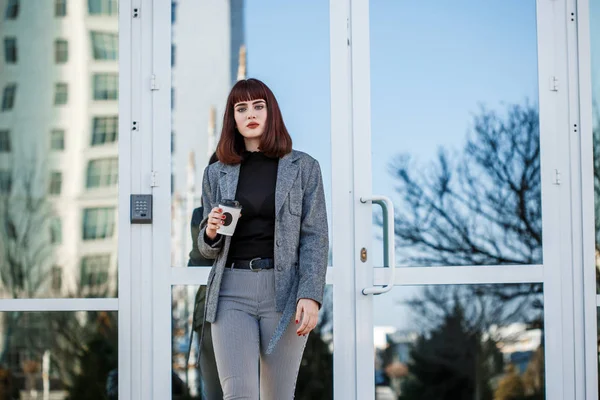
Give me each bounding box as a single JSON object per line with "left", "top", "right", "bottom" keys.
{"left": 565, "top": 0, "right": 588, "bottom": 397}
{"left": 372, "top": 265, "right": 544, "bottom": 285}
{"left": 349, "top": 0, "right": 375, "bottom": 398}
{"left": 118, "top": 0, "right": 133, "bottom": 398}
{"left": 575, "top": 0, "right": 599, "bottom": 398}
{"left": 151, "top": 0, "right": 172, "bottom": 398}
{"left": 537, "top": 0, "right": 571, "bottom": 398}
{"left": 330, "top": 0, "right": 356, "bottom": 398}
{"left": 0, "top": 298, "right": 118, "bottom": 311}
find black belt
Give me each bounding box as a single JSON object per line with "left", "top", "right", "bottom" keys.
{"left": 229, "top": 258, "right": 274, "bottom": 271}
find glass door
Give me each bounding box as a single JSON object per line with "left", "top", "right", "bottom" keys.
{"left": 150, "top": 1, "right": 351, "bottom": 398}
{"left": 349, "top": 0, "right": 571, "bottom": 399}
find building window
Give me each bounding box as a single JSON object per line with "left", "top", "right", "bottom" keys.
{"left": 54, "top": 83, "right": 68, "bottom": 105}
{"left": 50, "top": 129, "right": 65, "bottom": 150}
{"left": 91, "top": 31, "right": 118, "bottom": 60}
{"left": 93, "top": 73, "right": 118, "bottom": 100}
{"left": 49, "top": 171, "right": 62, "bottom": 195}
{"left": 171, "top": 44, "right": 175, "bottom": 67}
{"left": 51, "top": 266, "right": 62, "bottom": 291}
{"left": 86, "top": 158, "right": 118, "bottom": 189}
{"left": 91, "top": 116, "right": 118, "bottom": 145}
{"left": 82, "top": 207, "right": 115, "bottom": 240}
{"left": 4, "top": 37, "right": 16, "bottom": 63}
{"left": 88, "top": 0, "right": 118, "bottom": 16}
{"left": 49, "top": 217, "right": 62, "bottom": 244}
{"left": 2, "top": 84, "right": 16, "bottom": 111}
{"left": 0, "top": 170, "right": 11, "bottom": 194}
{"left": 5, "top": 0, "right": 19, "bottom": 19}
{"left": 0, "top": 131, "right": 11, "bottom": 152}
{"left": 55, "top": 39, "right": 68, "bottom": 64}
{"left": 171, "top": 131, "right": 175, "bottom": 153}
{"left": 171, "top": 87, "right": 174, "bottom": 109}
{"left": 171, "top": 1, "right": 176, "bottom": 23}
{"left": 80, "top": 254, "right": 110, "bottom": 295}
{"left": 55, "top": 0, "right": 67, "bottom": 17}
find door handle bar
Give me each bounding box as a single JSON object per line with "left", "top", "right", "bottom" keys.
{"left": 360, "top": 195, "right": 396, "bottom": 295}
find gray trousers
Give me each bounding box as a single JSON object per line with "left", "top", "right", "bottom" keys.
{"left": 211, "top": 268, "right": 308, "bottom": 400}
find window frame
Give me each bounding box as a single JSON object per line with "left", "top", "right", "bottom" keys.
{"left": 54, "top": 82, "right": 68, "bottom": 106}
{"left": 54, "top": 39, "right": 68, "bottom": 64}
{"left": 1, "top": 83, "right": 17, "bottom": 111}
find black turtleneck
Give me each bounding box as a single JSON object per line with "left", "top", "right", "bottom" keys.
{"left": 227, "top": 151, "right": 279, "bottom": 262}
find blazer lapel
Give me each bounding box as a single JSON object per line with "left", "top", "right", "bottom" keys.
{"left": 275, "top": 152, "right": 299, "bottom": 216}
{"left": 218, "top": 163, "right": 240, "bottom": 201}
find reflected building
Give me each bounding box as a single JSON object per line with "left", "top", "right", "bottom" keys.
{"left": 0, "top": 0, "right": 119, "bottom": 300}
{"left": 0, "top": 0, "right": 119, "bottom": 395}
{"left": 170, "top": 0, "right": 245, "bottom": 268}
{"left": 169, "top": 1, "right": 245, "bottom": 397}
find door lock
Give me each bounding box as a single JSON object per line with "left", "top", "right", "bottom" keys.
{"left": 360, "top": 248, "right": 367, "bottom": 262}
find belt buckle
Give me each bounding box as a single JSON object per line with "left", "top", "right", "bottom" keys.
{"left": 248, "top": 257, "right": 261, "bottom": 272}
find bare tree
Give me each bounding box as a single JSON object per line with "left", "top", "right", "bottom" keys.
{"left": 386, "top": 103, "right": 545, "bottom": 399}
{"left": 0, "top": 155, "right": 59, "bottom": 367}
{"left": 389, "top": 103, "right": 541, "bottom": 267}
{"left": 0, "top": 159, "right": 56, "bottom": 299}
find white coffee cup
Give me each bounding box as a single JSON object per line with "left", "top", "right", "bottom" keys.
{"left": 217, "top": 199, "right": 242, "bottom": 236}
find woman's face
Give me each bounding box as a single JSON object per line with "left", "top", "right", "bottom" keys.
{"left": 234, "top": 99, "right": 267, "bottom": 140}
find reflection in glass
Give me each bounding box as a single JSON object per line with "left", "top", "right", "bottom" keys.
{"left": 2, "top": 84, "right": 16, "bottom": 111}
{"left": 374, "top": 284, "right": 544, "bottom": 399}
{"left": 88, "top": 0, "right": 118, "bottom": 16}
{"left": 0, "top": 1, "right": 118, "bottom": 298}
{"left": 172, "top": 285, "right": 333, "bottom": 399}
{"left": 591, "top": 0, "right": 600, "bottom": 293}
{"left": 0, "top": 311, "right": 117, "bottom": 399}
{"left": 4, "top": 37, "right": 17, "bottom": 64}
{"left": 170, "top": 1, "right": 333, "bottom": 267}
{"left": 370, "top": 1, "right": 541, "bottom": 268}
{"left": 170, "top": 1, "right": 246, "bottom": 268}
{"left": 5, "top": 0, "right": 19, "bottom": 20}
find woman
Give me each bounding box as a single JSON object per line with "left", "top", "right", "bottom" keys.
{"left": 198, "top": 78, "right": 328, "bottom": 399}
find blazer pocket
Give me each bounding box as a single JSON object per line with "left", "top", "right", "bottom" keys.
{"left": 288, "top": 190, "right": 302, "bottom": 216}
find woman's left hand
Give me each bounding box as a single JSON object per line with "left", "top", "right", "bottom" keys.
{"left": 295, "top": 298, "right": 319, "bottom": 336}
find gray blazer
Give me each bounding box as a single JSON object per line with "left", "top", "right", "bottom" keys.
{"left": 198, "top": 149, "right": 329, "bottom": 353}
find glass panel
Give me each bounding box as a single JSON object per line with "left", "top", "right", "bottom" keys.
{"left": 591, "top": 0, "right": 600, "bottom": 293}
{"left": 170, "top": 0, "right": 332, "bottom": 267}
{"left": 5, "top": 0, "right": 19, "bottom": 20}
{"left": 0, "top": 311, "right": 118, "bottom": 398}
{"left": 54, "top": 39, "right": 68, "bottom": 64}
{"left": 4, "top": 37, "right": 17, "bottom": 64}
{"left": 91, "top": 32, "right": 118, "bottom": 61}
{"left": 54, "top": 83, "right": 68, "bottom": 106}
{"left": 0, "top": 1, "right": 119, "bottom": 298}
{"left": 88, "top": 0, "right": 118, "bottom": 16}
{"left": 374, "top": 284, "right": 544, "bottom": 399}
{"left": 172, "top": 284, "right": 333, "bottom": 399}
{"left": 55, "top": 0, "right": 67, "bottom": 17}
{"left": 370, "top": 1, "right": 541, "bottom": 268}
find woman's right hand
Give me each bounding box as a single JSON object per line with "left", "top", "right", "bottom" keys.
{"left": 205, "top": 207, "right": 224, "bottom": 240}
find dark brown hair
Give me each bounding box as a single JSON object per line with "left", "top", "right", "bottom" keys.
{"left": 216, "top": 78, "right": 292, "bottom": 164}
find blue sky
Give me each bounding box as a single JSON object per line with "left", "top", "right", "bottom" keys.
{"left": 244, "top": 1, "right": 540, "bottom": 329}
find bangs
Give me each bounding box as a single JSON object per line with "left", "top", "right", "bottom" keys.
{"left": 229, "top": 79, "right": 270, "bottom": 105}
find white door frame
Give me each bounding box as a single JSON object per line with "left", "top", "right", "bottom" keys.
{"left": 131, "top": 0, "right": 598, "bottom": 398}
{"left": 347, "top": 0, "right": 573, "bottom": 399}
{"left": 147, "top": 0, "right": 359, "bottom": 398}
{"left": 576, "top": 0, "right": 600, "bottom": 398}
